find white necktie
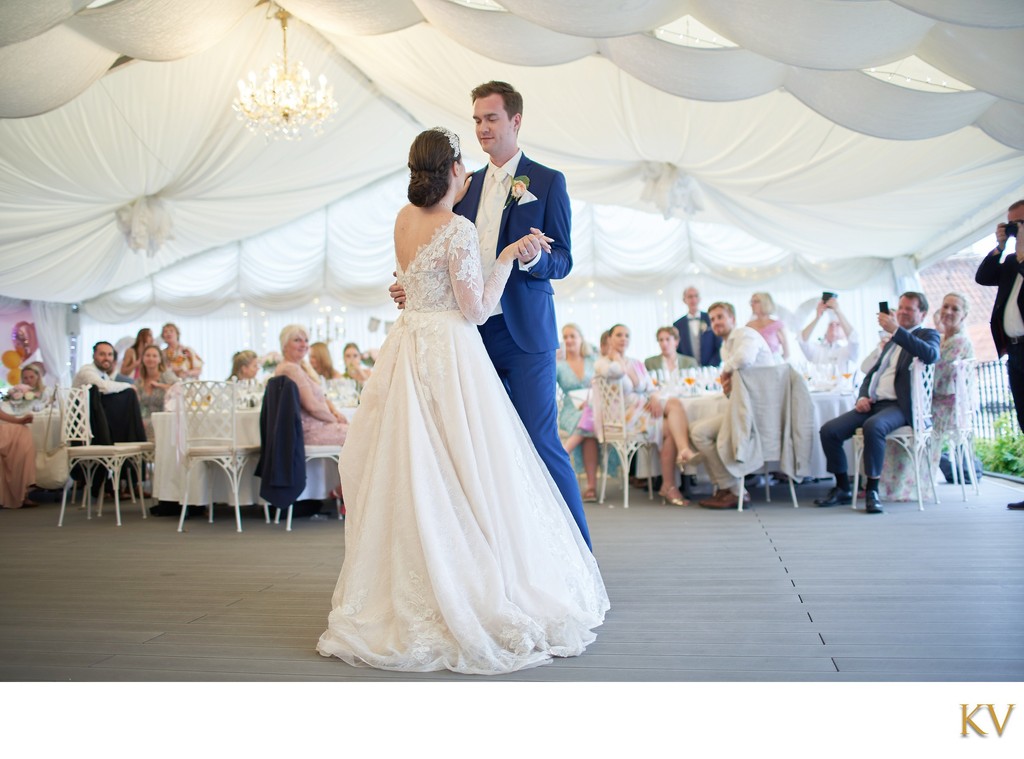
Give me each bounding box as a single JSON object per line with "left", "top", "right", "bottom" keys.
{"left": 477, "top": 168, "right": 509, "bottom": 284}
{"left": 867, "top": 339, "right": 896, "bottom": 401}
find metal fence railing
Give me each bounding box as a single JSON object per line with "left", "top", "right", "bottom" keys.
{"left": 974, "top": 358, "right": 1015, "bottom": 440}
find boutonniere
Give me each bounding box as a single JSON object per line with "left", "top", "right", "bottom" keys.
{"left": 699, "top": 321, "right": 707, "bottom": 334}
{"left": 504, "top": 175, "right": 530, "bottom": 208}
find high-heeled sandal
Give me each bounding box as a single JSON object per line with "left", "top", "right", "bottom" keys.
{"left": 676, "top": 448, "right": 702, "bottom": 469}
{"left": 581, "top": 488, "right": 598, "bottom": 503}
{"left": 658, "top": 486, "right": 689, "bottom": 507}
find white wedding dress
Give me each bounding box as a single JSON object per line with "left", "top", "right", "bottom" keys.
{"left": 316, "top": 214, "right": 609, "bottom": 675}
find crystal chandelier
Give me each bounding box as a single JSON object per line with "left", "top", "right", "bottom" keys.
{"left": 233, "top": 8, "right": 338, "bottom": 141}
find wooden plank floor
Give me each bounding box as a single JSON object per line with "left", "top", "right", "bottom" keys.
{"left": 1, "top": 475, "right": 1022, "bottom": 682}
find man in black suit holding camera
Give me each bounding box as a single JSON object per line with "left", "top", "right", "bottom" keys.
{"left": 815, "top": 292, "right": 940, "bottom": 514}
{"left": 976, "top": 199, "right": 1024, "bottom": 510}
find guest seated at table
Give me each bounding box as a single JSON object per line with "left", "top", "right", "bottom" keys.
{"left": 18, "top": 362, "right": 51, "bottom": 404}
{"left": 74, "top": 341, "right": 134, "bottom": 395}
{"left": 594, "top": 324, "right": 659, "bottom": 437}
{"left": 341, "top": 342, "right": 372, "bottom": 387}
{"left": 798, "top": 296, "right": 859, "bottom": 373}
{"left": 747, "top": 291, "right": 789, "bottom": 361}
{"left": 591, "top": 324, "right": 682, "bottom": 500}
{"left": 275, "top": 325, "right": 348, "bottom": 446}
{"left": 0, "top": 408, "right": 36, "bottom": 509}
{"left": 645, "top": 326, "right": 697, "bottom": 376}
{"left": 120, "top": 328, "right": 153, "bottom": 379}
{"left": 308, "top": 342, "right": 343, "bottom": 382}
{"left": 815, "top": 292, "right": 940, "bottom": 514}
{"left": 228, "top": 349, "right": 261, "bottom": 382}
{"left": 135, "top": 345, "right": 178, "bottom": 441}
{"left": 161, "top": 323, "right": 203, "bottom": 380}
{"left": 691, "top": 302, "right": 776, "bottom": 509}
{"left": 877, "top": 292, "right": 976, "bottom": 500}
{"left": 556, "top": 323, "right": 599, "bottom": 502}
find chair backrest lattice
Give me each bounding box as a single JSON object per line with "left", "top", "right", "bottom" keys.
{"left": 910, "top": 359, "right": 935, "bottom": 435}
{"left": 951, "top": 358, "right": 980, "bottom": 432}
{"left": 182, "top": 380, "right": 239, "bottom": 447}
{"left": 60, "top": 386, "right": 91, "bottom": 446}
{"left": 592, "top": 376, "right": 628, "bottom": 443}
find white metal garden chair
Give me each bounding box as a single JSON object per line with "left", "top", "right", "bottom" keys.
{"left": 56, "top": 386, "right": 147, "bottom": 527}
{"left": 851, "top": 359, "right": 937, "bottom": 511}
{"left": 592, "top": 376, "right": 656, "bottom": 508}
{"left": 177, "top": 381, "right": 265, "bottom": 533}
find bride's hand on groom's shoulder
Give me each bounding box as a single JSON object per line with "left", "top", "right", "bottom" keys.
{"left": 454, "top": 174, "right": 472, "bottom": 205}
{"left": 389, "top": 272, "right": 406, "bottom": 310}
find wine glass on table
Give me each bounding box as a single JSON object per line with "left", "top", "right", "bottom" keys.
{"left": 683, "top": 369, "right": 697, "bottom": 397}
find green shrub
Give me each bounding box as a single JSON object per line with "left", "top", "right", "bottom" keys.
{"left": 975, "top": 413, "right": 1024, "bottom": 478}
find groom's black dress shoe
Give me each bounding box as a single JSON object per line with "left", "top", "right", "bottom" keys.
{"left": 864, "top": 491, "right": 884, "bottom": 514}
{"left": 814, "top": 487, "right": 852, "bottom": 507}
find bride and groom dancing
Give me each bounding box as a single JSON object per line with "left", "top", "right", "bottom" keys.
{"left": 316, "top": 81, "right": 609, "bottom": 675}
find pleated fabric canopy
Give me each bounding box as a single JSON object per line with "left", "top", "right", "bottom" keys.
{"left": 0, "top": 0, "right": 1022, "bottom": 313}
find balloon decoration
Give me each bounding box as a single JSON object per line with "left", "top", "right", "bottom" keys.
{"left": 2, "top": 350, "right": 21, "bottom": 384}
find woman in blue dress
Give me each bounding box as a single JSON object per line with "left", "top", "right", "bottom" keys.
{"left": 556, "top": 323, "right": 599, "bottom": 501}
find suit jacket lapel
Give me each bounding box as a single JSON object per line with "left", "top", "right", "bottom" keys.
{"left": 497, "top": 154, "right": 532, "bottom": 249}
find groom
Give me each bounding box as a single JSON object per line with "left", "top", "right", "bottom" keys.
{"left": 392, "top": 81, "right": 591, "bottom": 549}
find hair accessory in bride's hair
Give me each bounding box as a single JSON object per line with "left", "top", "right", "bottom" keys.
{"left": 431, "top": 127, "right": 460, "bottom": 159}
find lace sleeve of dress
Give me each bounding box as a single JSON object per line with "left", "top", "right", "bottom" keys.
{"left": 448, "top": 218, "right": 512, "bottom": 325}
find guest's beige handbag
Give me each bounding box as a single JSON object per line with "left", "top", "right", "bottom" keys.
{"left": 35, "top": 391, "right": 69, "bottom": 489}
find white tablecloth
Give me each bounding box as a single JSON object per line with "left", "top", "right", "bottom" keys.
{"left": 152, "top": 408, "right": 354, "bottom": 505}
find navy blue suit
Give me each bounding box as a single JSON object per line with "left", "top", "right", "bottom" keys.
{"left": 819, "top": 325, "right": 940, "bottom": 479}
{"left": 455, "top": 153, "right": 590, "bottom": 548}
{"left": 673, "top": 312, "right": 722, "bottom": 367}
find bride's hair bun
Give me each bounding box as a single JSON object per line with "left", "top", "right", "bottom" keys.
{"left": 408, "top": 128, "right": 460, "bottom": 208}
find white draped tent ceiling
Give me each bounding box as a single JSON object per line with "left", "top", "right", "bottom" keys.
{"left": 1, "top": 0, "right": 1023, "bottom": 320}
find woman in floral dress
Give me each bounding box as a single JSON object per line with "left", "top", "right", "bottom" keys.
{"left": 879, "top": 292, "right": 974, "bottom": 499}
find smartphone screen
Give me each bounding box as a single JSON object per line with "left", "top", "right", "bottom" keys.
{"left": 879, "top": 301, "right": 890, "bottom": 314}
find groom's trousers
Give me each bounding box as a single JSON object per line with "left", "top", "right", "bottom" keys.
{"left": 481, "top": 315, "right": 592, "bottom": 550}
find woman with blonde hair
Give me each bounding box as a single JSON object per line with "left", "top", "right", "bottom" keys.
{"left": 746, "top": 291, "right": 789, "bottom": 360}
{"left": 556, "top": 323, "right": 599, "bottom": 501}
{"left": 19, "top": 362, "right": 49, "bottom": 402}
{"left": 275, "top": 324, "right": 348, "bottom": 445}
{"left": 309, "top": 342, "right": 343, "bottom": 381}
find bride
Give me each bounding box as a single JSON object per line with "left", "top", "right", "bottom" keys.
{"left": 316, "top": 127, "right": 609, "bottom": 675}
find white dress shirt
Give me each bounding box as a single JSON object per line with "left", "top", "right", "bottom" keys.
{"left": 73, "top": 363, "right": 133, "bottom": 394}
{"left": 475, "top": 152, "right": 524, "bottom": 318}
{"left": 1004, "top": 273, "right": 1024, "bottom": 338}
{"left": 686, "top": 313, "right": 702, "bottom": 356}
{"left": 798, "top": 330, "right": 859, "bottom": 372}
{"left": 720, "top": 326, "right": 775, "bottom": 374}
